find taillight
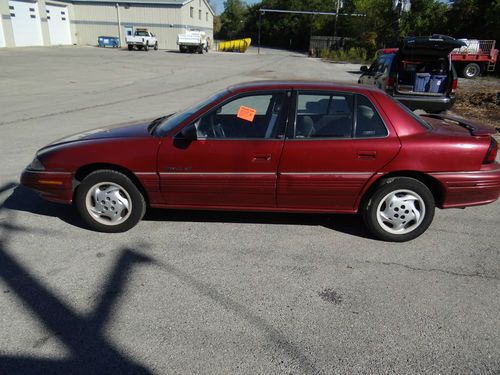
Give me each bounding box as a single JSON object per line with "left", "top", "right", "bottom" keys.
{"left": 451, "top": 79, "right": 458, "bottom": 94}
{"left": 483, "top": 139, "right": 498, "bottom": 164}
{"left": 386, "top": 77, "right": 395, "bottom": 90}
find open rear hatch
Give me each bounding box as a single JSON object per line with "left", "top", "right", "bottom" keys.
{"left": 396, "top": 35, "right": 466, "bottom": 96}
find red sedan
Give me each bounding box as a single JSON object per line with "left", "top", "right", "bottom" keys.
{"left": 21, "top": 81, "right": 500, "bottom": 241}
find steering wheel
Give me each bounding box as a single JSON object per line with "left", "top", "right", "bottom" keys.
{"left": 209, "top": 115, "right": 225, "bottom": 138}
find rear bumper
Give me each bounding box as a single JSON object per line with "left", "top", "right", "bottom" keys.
{"left": 430, "top": 166, "right": 500, "bottom": 208}
{"left": 20, "top": 169, "right": 74, "bottom": 204}
{"left": 392, "top": 94, "right": 456, "bottom": 112}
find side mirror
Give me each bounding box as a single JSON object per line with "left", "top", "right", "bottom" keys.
{"left": 179, "top": 123, "right": 197, "bottom": 141}
{"left": 360, "top": 66, "right": 368, "bottom": 73}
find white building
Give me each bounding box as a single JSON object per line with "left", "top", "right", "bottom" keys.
{"left": 0, "top": 0, "right": 214, "bottom": 49}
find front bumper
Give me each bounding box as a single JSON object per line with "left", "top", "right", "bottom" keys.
{"left": 21, "top": 169, "right": 74, "bottom": 204}
{"left": 392, "top": 94, "right": 456, "bottom": 112}
{"left": 430, "top": 165, "right": 500, "bottom": 208}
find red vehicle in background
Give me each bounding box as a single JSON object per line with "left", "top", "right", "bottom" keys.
{"left": 451, "top": 39, "right": 498, "bottom": 79}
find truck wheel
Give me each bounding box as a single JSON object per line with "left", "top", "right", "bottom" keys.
{"left": 154, "top": 42, "right": 158, "bottom": 51}
{"left": 144, "top": 43, "right": 149, "bottom": 52}
{"left": 462, "top": 63, "right": 481, "bottom": 79}
{"left": 127, "top": 44, "right": 133, "bottom": 51}
{"left": 361, "top": 177, "right": 435, "bottom": 242}
{"left": 197, "top": 46, "right": 204, "bottom": 54}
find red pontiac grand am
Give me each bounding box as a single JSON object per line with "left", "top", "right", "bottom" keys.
{"left": 21, "top": 81, "right": 500, "bottom": 241}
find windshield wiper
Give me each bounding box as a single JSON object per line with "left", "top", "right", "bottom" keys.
{"left": 148, "top": 114, "right": 173, "bottom": 134}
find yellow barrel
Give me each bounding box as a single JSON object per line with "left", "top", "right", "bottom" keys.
{"left": 218, "top": 38, "right": 252, "bottom": 53}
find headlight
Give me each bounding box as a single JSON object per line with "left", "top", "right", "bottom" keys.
{"left": 29, "top": 158, "right": 45, "bottom": 171}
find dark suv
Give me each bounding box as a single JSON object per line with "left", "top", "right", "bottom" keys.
{"left": 358, "top": 35, "right": 466, "bottom": 113}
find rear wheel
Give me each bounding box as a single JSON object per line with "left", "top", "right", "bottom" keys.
{"left": 362, "top": 177, "right": 435, "bottom": 242}
{"left": 127, "top": 44, "right": 133, "bottom": 51}
{"left": 75, "top": 170, "right": 146, "bottom": 233}
{"left": 462, "top": 63, "right": 481, "bottom": 79}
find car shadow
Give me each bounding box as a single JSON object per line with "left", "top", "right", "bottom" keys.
{"left": 3, "top": 185, "right": 88, "bottom": 230}
{"left": 4, "top": 185, "right": 372, "bottom": 239}
{"left": 145, "top": 209, "right": 372, "bottom": 239}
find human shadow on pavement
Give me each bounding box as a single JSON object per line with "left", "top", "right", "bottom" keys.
{"left": 0, "top": 183, "right": 155, "bottom": 374}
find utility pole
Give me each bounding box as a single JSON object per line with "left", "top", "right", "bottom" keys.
{"left": 333, "top": 0, "right": 341, "bottom": 39}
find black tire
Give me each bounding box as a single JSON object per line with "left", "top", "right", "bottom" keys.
{"left": 144, "top": 43, "right": 149, "bottom": 52}
{"left": 75, "top": 170, "right": 146, "bottom": 233}
{"left": 127, "top": 44, "right": 133, "bottom": 51}
{"left": 197, "top": 45, "right": 204, "bottom": 54}
{"left": 154, "top": 42, "right": 158, "bottom": 50}
{"left": 137, "top": 45, "right": 143, "bottom": 50}
{"left": 462, "top": 63, "right": 481, "bottom": 79}
{"left": 361, "top": 177, "right": 435, "bottom": 242}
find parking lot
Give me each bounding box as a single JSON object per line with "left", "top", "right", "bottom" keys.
{"left": 0, "top": 46, "right": 499, "bottom": 374}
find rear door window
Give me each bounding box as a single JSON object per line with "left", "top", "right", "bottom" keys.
{"left": 295, "top": 92, "right": 354, "bottom": 138}
{"left": 355, "top": 95, "right": 388, "bottom": 137}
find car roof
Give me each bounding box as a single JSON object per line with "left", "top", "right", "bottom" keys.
{"left": 227, "top": 80, "right": 382, "bottom": 95}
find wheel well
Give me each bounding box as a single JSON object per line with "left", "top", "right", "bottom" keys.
{"left": 361, "top": 171, "right": 444, "bottom": 208}
{"left": 74, "top": 163, "right": 149, "bottom": 205}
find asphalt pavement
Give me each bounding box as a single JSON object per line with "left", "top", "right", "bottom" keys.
{"left": 0, "top": 46, "right": 498, "bottom": 374}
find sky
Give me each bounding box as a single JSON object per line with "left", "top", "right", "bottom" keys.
{"left": 211, "top": 0, "right": 260, "bottom": 15}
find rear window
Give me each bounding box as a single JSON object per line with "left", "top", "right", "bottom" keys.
{"left": 393, "top": 100, "right": 432, "bottom": 130}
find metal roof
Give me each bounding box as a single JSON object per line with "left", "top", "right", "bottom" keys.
{"left": 63, "top": 0, "right": 214, "bottom": 14}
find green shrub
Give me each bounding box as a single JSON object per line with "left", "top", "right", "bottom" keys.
{"left": 321, "top": 47, "right": 369, "bottom": 64}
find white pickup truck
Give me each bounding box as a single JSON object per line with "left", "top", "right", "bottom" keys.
{"left": 177, "top": 29, "right": 209, "bottom": 53}
{"left": 126, "top": 29, "right": 158, "bottom": 51}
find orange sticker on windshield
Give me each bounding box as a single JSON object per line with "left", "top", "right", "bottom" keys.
{"left": 237, "top": 106, "right": 257, "bottom": 122}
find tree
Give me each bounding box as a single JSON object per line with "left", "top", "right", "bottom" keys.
{"left": 218, "top": 0, "right": 248, "bottom": 40}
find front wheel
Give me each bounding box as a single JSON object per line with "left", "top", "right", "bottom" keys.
{"left": 144, "top": 43, "right": 149, "bottom": 51}
{"left": 75, "top": 170, "right": 146, "bottom": 233}
{"left": 154, "top": 42, "right": 158, "bottom": 50}
{"left": 362, "top": 177, "right": 435, "bottom": 242}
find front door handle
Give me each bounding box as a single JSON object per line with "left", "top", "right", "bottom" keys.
{"left": 357, "top": 150, "right": 377, "bottom": 160}
{"left": 252, "top": 154, "right": 272, "bottom": 162}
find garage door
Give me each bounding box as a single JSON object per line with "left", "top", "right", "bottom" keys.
{"left": 9, "top": 0, "right": 43, "bottom": 47}
{"left": 46, "top": 4, "right": 72, "bottom": 45}
{"left": 0, "top": 19, "right": 5, "bottom": 48}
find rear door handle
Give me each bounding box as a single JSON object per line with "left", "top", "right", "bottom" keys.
{"left": 252, "top": 154, "right": 272, "bottom": 162}
{"left": 357, "top": 150, "right": 377, "bottom": 160}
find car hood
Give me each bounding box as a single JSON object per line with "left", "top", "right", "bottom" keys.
{"left": 399, "top": 35, "right": 466, "bottom": 58}
{"left": 43, "top": 121, "right": 152, "bottom": 149}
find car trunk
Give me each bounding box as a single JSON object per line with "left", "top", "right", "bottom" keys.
{"left": 395, "top": 35, "right": 466, "bottom": 96}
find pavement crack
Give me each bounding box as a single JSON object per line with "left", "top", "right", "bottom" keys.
{"left": 362, "top": 260, "right": 499, "bottom": 281}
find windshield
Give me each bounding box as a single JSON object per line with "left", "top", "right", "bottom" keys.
{"left": 155, "top": 89, "right": 229, "bottom": 137}
{"left": 135, "top": 31, "right": 149, "bottom": 36}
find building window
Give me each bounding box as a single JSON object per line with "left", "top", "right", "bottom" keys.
{"left": 206, "top": 12, "right": 208, "bottom": 21}
{"left": 199, "top": 9, "right": 201, "bottom": 20}
{"left": 9, "top": 5, "right": 14, "bottom": 10}
{"left": 29, "top": 7, "right": 35, "bottom": 11}
{"left": 30, "top": 15, "right": 36, "bottom": 18}
{"left": 46, "top": 9, "right": 50, "bottom": 13}
{"left": 47, "top": 16, "right": 51, "bottom": 19}
{"left": 190, "top": 6, "right": 193, "bottom": 18}
{"left": 10, "top": 13, "right": 15, "bottom": 17}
